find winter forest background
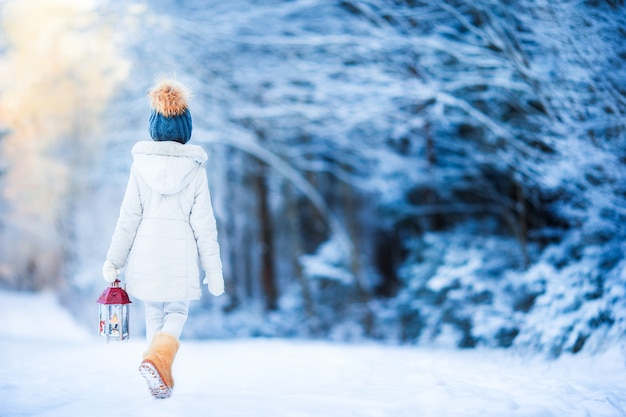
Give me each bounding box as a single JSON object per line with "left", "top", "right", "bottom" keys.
{"left": 0, "top": 0, "right": 624, "bottom": 357}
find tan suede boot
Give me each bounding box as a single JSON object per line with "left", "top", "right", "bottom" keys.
{"left": 139, "top": 332, "right": 180, "bottom": 399}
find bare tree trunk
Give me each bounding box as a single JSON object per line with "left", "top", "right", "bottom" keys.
{"left": 284, "top": 181, "right": 315, "bottom": 320}
{"left": 256, "top": 160, "right": 278, "bottom": 311}
{"left": 423, "top": 122, "right": 445, "bottom": 231}
{"left": 515, "top": 181, "right": 529, "bottom": 267}
{"left": 341, "top": 178, "right": 375, "bottom": 335}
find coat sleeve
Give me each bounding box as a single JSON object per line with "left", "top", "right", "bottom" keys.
{"left": 106, "top": 165, "right": 143, "bottom": 269}
{"left": 190, "top": 168, "right": 223, "bottom": 280}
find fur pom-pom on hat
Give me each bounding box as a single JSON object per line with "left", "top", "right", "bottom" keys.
{"left": 149, "top": 79, "right": 191, "bottom": 117}
{"left": 148, "top": 78, "right": 193, "bottom": 144}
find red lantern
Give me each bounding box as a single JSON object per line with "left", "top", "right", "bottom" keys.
{"left": 97, "top": 279, "right": 131, "bottom": 342}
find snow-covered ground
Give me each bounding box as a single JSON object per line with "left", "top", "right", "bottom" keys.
{"left": 1, "top": 290, "right": 626, "bottom": 417}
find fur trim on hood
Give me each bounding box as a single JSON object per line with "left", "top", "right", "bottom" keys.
{"left": 149, "top": 79, "right": 191, "bottom": 117}
{"left": 132, "top": 140, "right": 206, "bottom": 164}
{"left": 131, "top": 141, "right": 207, "bottom": 195}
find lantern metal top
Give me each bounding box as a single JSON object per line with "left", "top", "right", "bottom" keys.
{"left": 97, "top": 280, "right": 132, "bottom": 305}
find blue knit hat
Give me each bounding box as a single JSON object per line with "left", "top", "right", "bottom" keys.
{"left": 148, "top": 79, "right": 192, "bottom": 144}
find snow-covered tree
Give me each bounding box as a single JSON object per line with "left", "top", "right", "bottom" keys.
{"left": 1, "top": 0, "right": 624, "bottom": 355}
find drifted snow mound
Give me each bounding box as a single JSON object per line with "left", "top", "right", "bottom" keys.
{"left": 0, "top": 290, "right": 91, "bottom": 341}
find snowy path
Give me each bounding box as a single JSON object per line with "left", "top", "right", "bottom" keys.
{"left": 1, "top": 291, "right": 626, "bottom": 417}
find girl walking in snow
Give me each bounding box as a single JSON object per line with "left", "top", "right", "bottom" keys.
{"left": 102, "top": 78, "right": 225, "bottom": 399}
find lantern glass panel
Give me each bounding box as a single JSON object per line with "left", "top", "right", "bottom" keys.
{"left": 99, "top": 303, "right": 130, "bottom": 342}
{"left": 99, "top": 305, "right": 105, "bottom": 336}
{"left": 109, "top": 304, "right": 122, "bottom": 337}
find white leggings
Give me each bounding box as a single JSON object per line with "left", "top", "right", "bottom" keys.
{"left": 144, "top": 300, "right": 189, "bottom": 342}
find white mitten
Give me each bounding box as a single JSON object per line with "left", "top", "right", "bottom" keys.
{"left": 203, "top": 273, "right": 224, "bottom": 296}
{"left": 102, "top": 259, "right": 120, "bottom": 283}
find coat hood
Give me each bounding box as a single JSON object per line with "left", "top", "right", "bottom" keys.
{"left": 131, "top": 141, "right": 207, "bottom": 195}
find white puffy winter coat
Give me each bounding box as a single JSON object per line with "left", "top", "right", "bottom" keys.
{"left": 106, "top": 141, "right": 223, "bottom": 302}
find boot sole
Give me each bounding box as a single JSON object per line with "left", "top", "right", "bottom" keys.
{"left": 139, "top": 361, "right": 172, "bottom": 399}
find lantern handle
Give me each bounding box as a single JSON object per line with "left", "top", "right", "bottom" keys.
{"left": 110, "top": 279, "right": 121, "bottom": 288}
